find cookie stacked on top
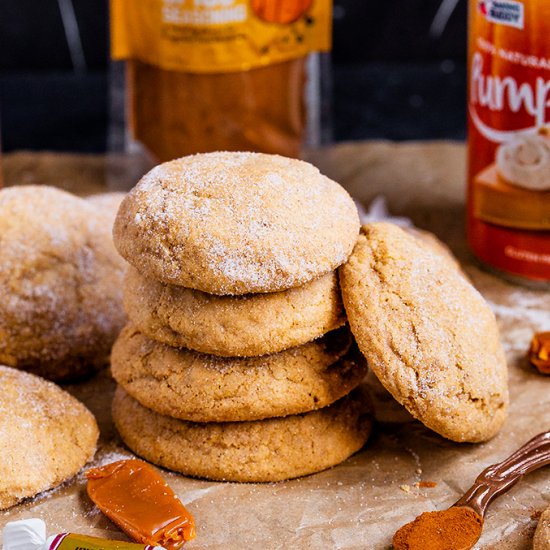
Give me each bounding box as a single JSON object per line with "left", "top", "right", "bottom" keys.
{"left": 110, "top": 152, "right": 373, "bottom": 482}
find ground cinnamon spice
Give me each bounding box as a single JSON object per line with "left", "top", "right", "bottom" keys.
{"left": 129, "top": 58, "right": 306, "bottom": 162}
{"left": 392, "top": 506, "right": 483, "bottom": 550}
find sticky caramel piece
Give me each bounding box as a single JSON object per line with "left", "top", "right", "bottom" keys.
{"left": 86, "top": 459, "right": 195, "bottom": 549}
{"left": 529, "top": 332, "right": 550, "bottom": 374}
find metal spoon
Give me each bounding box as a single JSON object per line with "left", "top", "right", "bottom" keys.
{"left": 393, "top": 430, "right": 550, "bottom": 550}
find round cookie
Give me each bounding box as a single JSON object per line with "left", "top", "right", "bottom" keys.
{"left": 112, "top": 386, "right": 373, "bottom": 482}
{"left": 111, "top": 324, "right": 366, "bottom": 422}
{"left": 406, "top": 227, "right": 463, "bottom": 274}
{"left": 124, "top": 267, "right": 345, "bottom": 357}
{"left": 534, "top": 505, "right": 550, "bottom": 550}
{"left": 113, "top": 152, "right": 360, "bottom": 295}
{"left": 0, "top": 185, "right": 126, "bottom": 381}
{"left": 339, "top": 222, "right": 508, "bottom": 443}
{"left": 0, "top": 365, "right": 99, "bottom": 509}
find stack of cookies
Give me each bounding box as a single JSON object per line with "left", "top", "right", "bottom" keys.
{"left": 110, "top": 152, "right": 373, "bottom": 482}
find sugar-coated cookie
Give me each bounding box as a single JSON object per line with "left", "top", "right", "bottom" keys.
{"left": 0, "top": 366, "right": 98, "bottom": 509}
{"left": 113, "top": 386, "right": 373, "bottom": 482}
{"left": 124, "top": 267, "right": 345, "bottom": 357}
{"left": 113, "top": 152, "right": 360, "bottom": 295}
{"left": 339, "top": 223, "right": 508, "bottom": 443}
{"left": 111, "top": 325, "right": 366, "bottom": 422}
{"left": 0, "top": 186, "right": 126, "bottom": 380}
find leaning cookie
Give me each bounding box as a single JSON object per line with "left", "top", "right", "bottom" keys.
{"left": 113, "top": 386, "right": 373, "bottom": 482}
{"left": 124, "top": 267, "right": 345, "bottom": 357}
{"left": 113, "top": 152, "right": 360, "bottom": 295}
{"left": 0, "top": 366, "right": 98, "bottom": 509}
{"left": 0, "top": 186, "right": 126, "bottom": 381}
{"left": 534, "top": 506, "right": 550, "bottom": 550}
{"left": 405, "top": 227, "right": 463, "bottom": 274}
{"left": 339, "top": 223, "right": 508, "bottom": 443}
{"left": 111, "top": 325, "right": 366, "bottom": 422}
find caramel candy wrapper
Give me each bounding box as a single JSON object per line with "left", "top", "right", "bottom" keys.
{"left": 86, "top": 460, "right": 195, "bottom": 549}
{"left": 2, "top": 519, "right": 166, "bottom": 550}
{"left": 529, "top": 332, "right": 550, "bottom": 374}
{"left": 49, "top": 533, "right": 165, "bottom": 550}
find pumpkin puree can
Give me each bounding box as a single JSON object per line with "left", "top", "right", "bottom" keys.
{"left": 467, "top": 0, "right": 550, "bottom": 285}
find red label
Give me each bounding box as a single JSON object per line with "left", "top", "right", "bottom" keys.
{"left": 467, "top": 0, "right": 550, "bottom": 281}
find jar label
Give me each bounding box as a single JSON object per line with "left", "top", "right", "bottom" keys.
{"left": 111, "top": 0, "right": 331, "bottom": 73}
{"left": 467, "top": 0, "right": 550, "bottom": 281}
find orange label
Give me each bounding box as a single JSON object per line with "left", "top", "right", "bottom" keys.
{"left": 111, "top": 0, "right": 331, "bottom": 73}
{"left": 467, "top": 0, "right": 550, "bottom": 281}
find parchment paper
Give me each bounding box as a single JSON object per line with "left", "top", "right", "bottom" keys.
{"left": 1, "top": 142, "right": 549, "bottom": 549}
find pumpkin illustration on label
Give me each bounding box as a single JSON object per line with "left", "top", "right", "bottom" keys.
{"left": 251, "top": 0, "right": 314, "bottom": 24}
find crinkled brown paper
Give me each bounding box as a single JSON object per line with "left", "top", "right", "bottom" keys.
{"left": 1, "top": 142, "right": 549, "bottom": 549}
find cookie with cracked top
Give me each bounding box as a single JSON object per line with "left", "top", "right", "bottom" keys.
{"left": 113, "top": 152, "right": 360, "bottom": 295}
{"left": 0, "top": 185, "right": 126, "bottom": 381}
{"left": 0, "top": 366, "right": 98, "bottom": 509}
{"left": 112, "top": 385, "right": 373, "bottom": 482}
{"left": 111, "top": 324, "right": 367, "bottom": 422}
{"left": 123, "top": 266, "right": 345, "bottom": 357}
{"left": 339, "top": 222, "right": 508, "bottom": 443}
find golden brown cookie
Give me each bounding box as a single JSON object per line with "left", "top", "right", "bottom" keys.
{"left": 112, "top": 386, "right": 373, "bottom": 482}
{"left": 111, "top": 324, "right": 366, "bottom": 422}
{"left": 339, "top": 222, "right": 508, "bottom": 443}
{"left": 0, "top": 185, "right": 126, "bottom": 381}
{"left": 0, "top": 366, "right": 99, "bottom": 509}
{"left": 406, "top": 227, "right": 463, "bottom": 273}
{"left": 113, "top": 152, "right": 360, "bottom": 295}
{"left": 534, "top": 506, "right": 550, "bottom": 550}
{"left": 124, "top": 267, "right": 345, "bottom": 357}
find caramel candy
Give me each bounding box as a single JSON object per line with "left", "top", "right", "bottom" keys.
{"left": 529, "top": 332, "right": 550, "bottom": 374}
{"left": 86, "top": 460, "right": 195, "bottom": 549}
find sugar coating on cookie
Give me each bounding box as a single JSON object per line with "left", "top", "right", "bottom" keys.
{"left": 124, "top": 267, "right": 345, "bottom": 357}
{"left": 339, "top": 222, "right": 508, "bottom": 443}
{"left": 0, "top": 186, "right": 126, "bottom": 380}
{"left": 0, "top": 365, "right": 98, "bottom": 509}
{"left": 111, "top": 324, "right": 366, "bottom": 422}
{"left": 113, "top": 152, "right": 360, "bottom": 294}
{"left": 113, "top": 386, "right": 373, "bottom": 482}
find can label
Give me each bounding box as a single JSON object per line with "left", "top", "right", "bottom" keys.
{"left": 467, "top": 0, "right": 550, "bottom": 282}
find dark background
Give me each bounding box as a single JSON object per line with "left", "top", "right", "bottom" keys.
{"left": 0, "top": 0, "right": 468, "bottom": 152}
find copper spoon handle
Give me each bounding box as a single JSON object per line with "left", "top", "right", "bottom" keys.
{"left": 454, "top": 431, "right": 550, "bottom": 517}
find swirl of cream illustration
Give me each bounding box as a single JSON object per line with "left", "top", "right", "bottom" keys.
{"left": 496, "top": 129, "right": 550, "bottom": 191}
